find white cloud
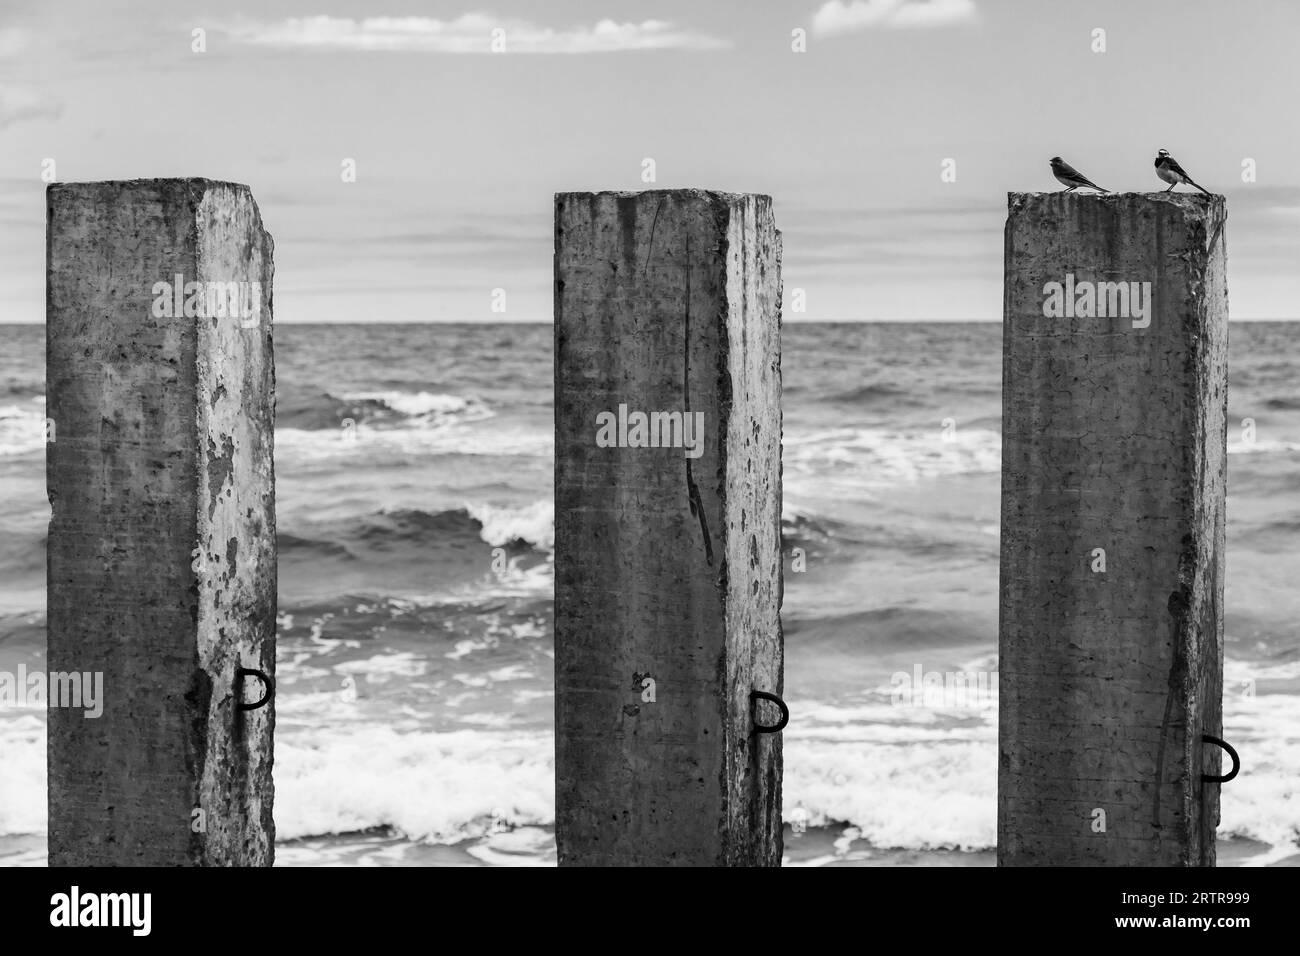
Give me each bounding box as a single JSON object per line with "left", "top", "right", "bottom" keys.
{"left": 222, "top": 14, "right": 730, "bottom": 54}
{"left": 812, "top": 0, "right": 977, "bottom": 37}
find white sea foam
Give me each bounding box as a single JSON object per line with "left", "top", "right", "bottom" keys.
{"left": 335, "top": 653, "right": 428, "bottom": 679}
{"left": 2, "top": 653, "right": 1296, "bottom": 856}
{"left": 344, "top": 390, "right": 493, "bottom": 421}
{"left": 1228, "top": 437, "right": 1300, "bottom": 454}
{"left": 269, "top": 650, "right": 1293, "bottom": 853}
{"left": 0, "top": 404, "right": 46, "bottom": 458}
{"left": 466, "top": 499, "right": 554, "bottom": 550}
{"left": 785, "top": 426, "right": 1003, "bottom": 485}
{"left": 477, "top": 554, "right": 554, "bottom": 597}
{"left": 272, "top": 724, "right": 554, "bottom": 842}
{"left": 0, "top": 714, "right": 44, "bottom": 835}
{"left": 275, "top": 422, "right": 552, "bottom": 461}
{"left": 467, "top": 827, "right": 554, "bottom": 866}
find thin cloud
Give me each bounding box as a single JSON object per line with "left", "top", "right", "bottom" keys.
{"left": 0, "top": 85, "right": 60, "bottom": 130}
{"left": 812, "top": 0, "right": 977, "bottom": 37}
{"left": 221, "top": 14, "right": 731, "bottom": 54}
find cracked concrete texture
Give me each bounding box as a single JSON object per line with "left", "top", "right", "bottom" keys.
{"left": 999, "top": 192, "right": 1227, "bottom": 866}
{"left": 47, "top": 179, "right": 275, "bottom": 866}
{"left": 554, "top": 190, "right": 783, "bottom": 866}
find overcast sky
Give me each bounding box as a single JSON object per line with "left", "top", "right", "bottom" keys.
{"left": 2, "top": 0, "right": 1297, "bottom": 322}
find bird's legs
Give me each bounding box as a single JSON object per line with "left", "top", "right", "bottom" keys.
{"left": 1165, "top": 181, "right": 1176, "bottom": 192}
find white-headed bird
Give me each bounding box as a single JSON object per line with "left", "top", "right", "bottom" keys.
{"left": 1154, "top": 149, "right": 1211, "bottom": 194}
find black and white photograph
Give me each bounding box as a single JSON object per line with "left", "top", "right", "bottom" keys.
{"left": 0, "top": 0, "right": 1295, "bottom": 929}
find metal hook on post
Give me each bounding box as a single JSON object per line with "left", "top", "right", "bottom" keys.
{"left": 1201, "top": 733, "right": 1239, "bottom": 784}
{"left": 751, "top": 690, "right": 789, "bottom": 735}
{"left": 236, "top": 667, "right": 274, "bottom": 712}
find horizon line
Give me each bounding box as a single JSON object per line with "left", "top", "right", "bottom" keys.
{"left": 2, "top": 317, "right": 1298, "bottom": 326}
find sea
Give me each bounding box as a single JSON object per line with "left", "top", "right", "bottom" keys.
{"left": 1, "top": 322, "right": 1297, "bottom": 866}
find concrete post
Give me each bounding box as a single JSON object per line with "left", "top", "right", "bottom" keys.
{"left": 999, "top": 192, "right": 1228, "bottom": 865}
{"left": 46, "top": 179, "right": 276, "bottom": 865}
{"left": 554, "top": 190, "right": 784, "bottom": 866}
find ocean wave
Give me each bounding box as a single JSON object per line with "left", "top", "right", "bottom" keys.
{"left": 278, "top": 502, "right": 857, "bottom": 568}
{"left": 275, "top": 725, "right": 555, "bottom": 842}
{"left": 271, "top": 656, "right": 1300, "bottom": 851}
{"left": 278, "top": 388, "right": 495, "bottom": 432}
{"left": 1228, "top": 437, "right": 1300, "bottom": 455}
{"left": 465, "top": 500, "right": 554, "bottom": 551}
{"left": 281, "top": 504, "right": 555, "bottom": 565}
{"left": 0, "top": 403, "right": 47, "bottom": 458}
{"left": 275, "top": 421, "right": 551, "bottom": 461}
{"left": 826, "top": 383, "right": 915, "bottom": 406}
{"left": 270, "top": 506, "right": 557, "bottom": 604}
{"left": 786, "top": 426, "right": 1003, "bottom": 483}
{"left": 0, "top": 383, "right": 43, "bottom": 399}
{"left": 0, "top": 714, "right": 43, "bottom": 836}
{"left": 2, "top": 653, "right": 1297, "bottom": 853}
{"left": 349, "top": 391, "right": 489, "bottom": 420}
{"left": 781, "top": 510, "right": 843, "bottom": 550}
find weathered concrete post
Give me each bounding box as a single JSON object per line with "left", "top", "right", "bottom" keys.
{"left": 46, "top": 179, "right": 276, "bottom": 865}
{"left": 554, "top": 190, "right": 784, "bottom": 866}
{"left": 999, "top": 192, "right": 1228, "bottom": 865}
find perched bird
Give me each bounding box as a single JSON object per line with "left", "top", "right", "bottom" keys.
{"left": 1154, "top": 149, "right": 1211, "bottom": 194}
{"left": 1050, "top": 156, "right": 1109, "bottom": 193}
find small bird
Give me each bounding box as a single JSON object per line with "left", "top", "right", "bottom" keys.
{"left": 1050, "top": 157, "right": 1109, "bottom": 193}
{"left": 1154, "top": 149, "right": 1211, "bottom": 194}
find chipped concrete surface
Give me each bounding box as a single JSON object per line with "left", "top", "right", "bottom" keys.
{"left": 998, "top": 192, "right": 1227, "bottom": 866}
{"left": 47, "top": 179, "right": 275, "bottom": 865}
{"left": 554, "top": 190, "right": 783, "bottom": 866}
